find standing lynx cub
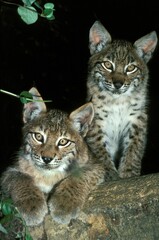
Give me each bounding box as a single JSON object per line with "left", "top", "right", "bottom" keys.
{"left": 1, "top": 87, "right": 105, "bottom": 226}
{"left": 86, "top": 21, "right": 158, "bottom": 179}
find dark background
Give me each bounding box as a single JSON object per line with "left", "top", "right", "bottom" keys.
{"left": 1, "top": 0, "right": 159, "bottom": 175}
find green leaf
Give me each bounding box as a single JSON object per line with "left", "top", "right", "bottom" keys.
{"left": 17, "top": 6, "right": 38, "bottom": 25}
{"left": 22, "top": 0, "right": 36, "bottom": 6}
{"left": 43, "top": 2, "right": 55, "bottom": 20}
{"left": 44, "top": 3, "right": 55, "bottom": 10}
{"left": 46, "top": 14, "right": 55, "bottom": 20}
{"left": 33, "top": 1, "right": 43, "bottom": 10}
{"left": 1, "top": 202, "right": 12, "bottom": 215}
{"left": 0, "top": 223, "right": 8, "bottom": 234}
{"left": 20, "top": 91, "right": 33, "bottom": 104}
{"left": 43, "top": 8, "right": 53, "bottom": 18}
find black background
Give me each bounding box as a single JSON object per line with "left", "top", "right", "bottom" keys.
{"left": 1, "top": 0, "right": 159, "bottom": 175}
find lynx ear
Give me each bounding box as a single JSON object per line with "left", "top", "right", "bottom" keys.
{"left": 134, "top": 31, "right": 158, "bottom": 63}
{"left": 69, "top": 102, "right": 94, "bottom": 137}
{"left": 23, "top": 87, "right": 47, "bottom": 123}
{"left": 89, "top": 21, "right": 112, "bottom": 55}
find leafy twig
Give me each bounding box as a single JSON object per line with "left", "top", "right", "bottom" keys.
{"left": 1, "top": 0, "right": 55, "bottom": 24}
{"left": 0, "top": 89, "right": 52, "bottom": 104}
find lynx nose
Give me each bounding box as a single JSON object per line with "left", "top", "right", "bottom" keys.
{"left": 42, "top": 156, "right": 53, "bottom": 164}
{"left": 114, "top": 81, "right": 123, "bottom": 89}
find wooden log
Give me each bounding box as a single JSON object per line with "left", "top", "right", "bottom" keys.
{"left": 28, "top": 173, "right": 159, "bottom": 240}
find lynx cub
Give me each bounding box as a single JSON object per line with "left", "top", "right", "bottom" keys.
{"left": 1, "top": 87, "right": 105, "bottom": 226}
{"left": 86, "top": 21, "right": 158, "bottom": 179}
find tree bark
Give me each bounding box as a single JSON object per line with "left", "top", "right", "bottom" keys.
{"left": 28, "top": 173, "right": 159, "bottom": 240}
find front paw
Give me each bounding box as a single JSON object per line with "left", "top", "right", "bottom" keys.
{"left": 15, "top": 195, "right": 48, "bottom": 226}
{"left": 49, "top": 198, "right": 79, "bottom": 224}
{"left": 48, "top": 183, "right": 84, "bottom": 224}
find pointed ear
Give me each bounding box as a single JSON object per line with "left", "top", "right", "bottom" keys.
{"left": 23, "top": 87, "right": 47, "bottom": 123}
{"left": 69, "top": 102, "right": 94, "bottom": 137}
{"left": 134, "top": 31, "right": 158, "bottom": 63}
{"left": 89, "top": 21, "right": 112, "bottom": 55}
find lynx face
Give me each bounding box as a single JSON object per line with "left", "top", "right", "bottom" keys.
{"left": 20, "top": 88, "right": 94, "bottom": 175}
{"left": 88, "top": 21, "right": 157, "bottom": 96}
{"left": 22, "top": 110, "right": 82, "bottom": 172}
{"left": 89, "top": 41, "right": 148, "bottom": 95}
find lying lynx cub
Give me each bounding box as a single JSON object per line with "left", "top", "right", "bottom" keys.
{"left": 1, "top": 87, "right": 105, "bottom": 226}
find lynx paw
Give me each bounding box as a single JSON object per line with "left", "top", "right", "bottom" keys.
{"left": 16, "top": 196, "right": 48, "bottom": 226}
{"left": 49, "top": 199, "right": 79, "bottom": 224}
{"left": 48, "top": 186, "right": 83, "bottom": 224}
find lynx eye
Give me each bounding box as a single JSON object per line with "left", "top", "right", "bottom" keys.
{"left": 126, "top": 64, "right": 137, "bottom": 74}
{"left": 101, "top": 61, "right": 113, "bottom": 72}
{"left": 32, "top": 132, "right": 44, "bottom": 144}
{"left": 57, "top": 138, "right": 71, "bottom": 148}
